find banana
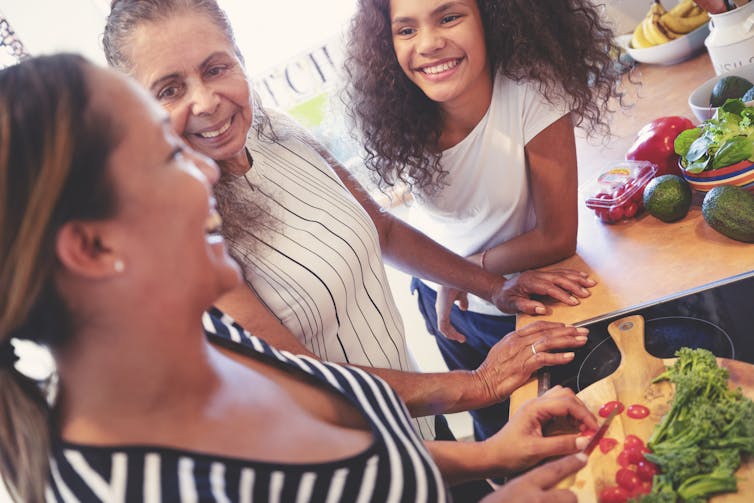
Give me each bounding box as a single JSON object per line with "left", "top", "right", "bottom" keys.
{"left": 643, "top": 14, "right": 674, "bottom": 45}
{"left": 667, "top": 0, "right": 696, "bottom": 17}
{"left": 631, "top": 20, "right": 654, "bottom": 48}
{"left": 661, "top": 9, "right": 709, "bottom": 34}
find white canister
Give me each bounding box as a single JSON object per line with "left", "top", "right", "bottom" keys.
{"left": 705, "top": 1, "right": 754, "bottom": 75}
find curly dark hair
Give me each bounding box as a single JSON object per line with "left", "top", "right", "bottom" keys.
{"left": 344, "top": 0, "right": 627, "bottom": 193}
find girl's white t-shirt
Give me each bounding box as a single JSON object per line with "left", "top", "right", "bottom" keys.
{"left": 408, "top": 76, "right": 569, "bottom": 315}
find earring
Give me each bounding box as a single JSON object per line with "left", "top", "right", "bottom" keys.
{"left": 113, "top": 259, "right": 125, "bottom": 273}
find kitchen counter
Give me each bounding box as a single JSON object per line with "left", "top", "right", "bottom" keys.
{"left": 509, "top": 51, "right": 754, "bottom": 412}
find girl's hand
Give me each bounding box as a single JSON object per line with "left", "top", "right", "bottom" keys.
{"left": 480, "top": 453, "right": 587, "bottom": 503}
{"left": 483, "top": 386, "right": 597, "bottom": 475}
{"left": 434, "top": 285, "right": 469, "bottom": 342}
{"left": 473, "top": 322, "right": 589, "bottom": 402}
{"left": 490, "top": 269, "right": 595, "bottom": 315}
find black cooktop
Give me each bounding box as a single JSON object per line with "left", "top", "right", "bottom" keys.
{"left": 546, "top": 271, "right": 754, "bottom": 394}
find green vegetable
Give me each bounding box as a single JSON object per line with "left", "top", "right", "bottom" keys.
{"left": 674, "top": 99, "right": 754, "bottom": 174}
{"left": 637, "top": 348, "right": 754, "bottom": 502}
{"left": 702, "top": 185, "right": 754, "bottom": 243}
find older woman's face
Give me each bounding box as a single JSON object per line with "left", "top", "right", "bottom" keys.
{"left": 126, "top": 12, "right": 252, "bottom": 165}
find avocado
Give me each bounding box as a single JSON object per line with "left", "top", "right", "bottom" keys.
{"left": 643, "top": 175, "right": 692, "bottom": 223}
{"left": 702, "top": 185, "right": 754, "bottom": 242}
{"left": 710, "top": 76, "right": 754, "bottom": 107}
{"left": 743, "top": 86, "right": 754, "bottom": 103}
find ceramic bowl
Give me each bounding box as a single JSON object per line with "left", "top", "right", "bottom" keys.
{"left": 688, "top": 61, "right": 754, "bottom": 122}
{"left": 681, "top": 159, "right": 754, "bottom": 192}
{"left": 624, "top": 21, "right": 709, "bottom": 66}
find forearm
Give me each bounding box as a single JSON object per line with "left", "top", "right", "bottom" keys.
{"left": 380, "top": 214, "right": 503, "bottom": 301}
{"left": 471, "top": 226, "right": 577, "bottom": 276}
{"left": 425, "top": 440, "right": 505, "bottom": 486}
{"left": 216, "top": 283, "right": 498, "bottom": 417}
{"left": 352, "top": 364, "right": 495, "bottom": 417}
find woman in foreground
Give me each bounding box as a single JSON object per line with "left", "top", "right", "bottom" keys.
{"left": 0, "top": 54, "right": 595, "bottom": 502}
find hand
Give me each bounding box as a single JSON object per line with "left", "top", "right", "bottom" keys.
{"left": 490, "top": 269, "right": 595, "bottom": 316}
{"left": 483, "top": 386, "right": 598, "bottom": 475}
{"left": 434, "top": 285, "right": 469, "bottom": 342}
{"left": 480, "top": 453, "right": 587, "bottom": 503}
{"left": 473, "top": 321, "right": 589, "bottom": 401}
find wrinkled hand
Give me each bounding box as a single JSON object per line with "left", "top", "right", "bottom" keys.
{"left": 480, "top": 453, "right": 587, "bottom": 503}
{"left": 473, "top": 321, "right": 589, "bottom": 402}
{"left": 435, "top": 285, "right": 469, "bottom": 342}
{"left": 483, "top": 386, "right": 597, "bottom": 475}
{"left": 490, "top": 269, "right": 595, "bottom": 316}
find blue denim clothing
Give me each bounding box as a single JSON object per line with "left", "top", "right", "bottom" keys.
{"left": 411, "top": 278, "right": 514, "bottom": 442}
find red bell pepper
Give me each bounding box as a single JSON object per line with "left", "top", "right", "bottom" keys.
{"left": 625, "top": 116, "right": 695, "bottom": 177}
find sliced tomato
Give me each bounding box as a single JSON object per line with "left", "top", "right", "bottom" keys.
{"left": 626, "top": 404, "right": 650, "bottom": 419}
{"left": 599, "top": 437, "right": 619, "bottom": 454}
{"left": 599, "top": 400, "right": 625, "bottom": 417}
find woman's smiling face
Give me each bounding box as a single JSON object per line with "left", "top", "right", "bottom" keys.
{"left": 126, "top": 11, "right": 253, "bottom": 167}
{"left": 389, "top": 0, "right": 490, "bottom": 107}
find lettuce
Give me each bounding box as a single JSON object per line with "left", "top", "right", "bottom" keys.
{"left": 674, "top": 99, "right": 754, "bottom": 174}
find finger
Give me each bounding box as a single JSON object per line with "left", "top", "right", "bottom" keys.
{"left": 438, "top": 318, "right": 466, "bottom": 343}
{"left": 531, "top": 433, "right": 590, "bottom": 460}
{"left": 513, "top": 320, "right": 567, "bottom": 336}
{"left": 457, "top": 292, "right": 469, "bottom": 311}
{"left": 512, "top": 297, "right": 551, "bottom": 315}
{"left": 524, "top": 452, "right": 587, "bottom": 489}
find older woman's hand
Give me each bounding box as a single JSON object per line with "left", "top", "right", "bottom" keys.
{"left": 473, "top": 321, "right": 588, "bottom": 402}
{"left": 482, "top": 386, "right": 597, "bottom": 476}
{"left": 489, "top": 269, "right": 595, "bottom": 316}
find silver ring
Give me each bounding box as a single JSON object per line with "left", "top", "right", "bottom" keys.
{"left": 531, "top": 343, "right": 538, "bottom": 355}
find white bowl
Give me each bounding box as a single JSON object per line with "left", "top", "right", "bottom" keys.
{"left": 624, "top": 21, "right": 710, "bottom": 66}
{"left": 688, "top": 61, "right": 754, "bottom": 122}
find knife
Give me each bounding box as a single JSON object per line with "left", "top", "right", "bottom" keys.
{"left": 582, "top": 407, "right": 618, "bottom": 455}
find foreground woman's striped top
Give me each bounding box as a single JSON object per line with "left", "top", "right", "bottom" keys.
{"left": 47, "top": 308, "right": 448, "bottom": 502}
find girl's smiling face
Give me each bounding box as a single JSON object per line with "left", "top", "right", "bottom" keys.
{"left": 390, "top": 0, "right": 491, "bottom": 108}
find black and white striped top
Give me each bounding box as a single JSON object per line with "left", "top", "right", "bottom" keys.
{"left": 47, "top": 309, "right": 448, "bottom": 503}
{"left": 224, "top": 115, "right": 434, "bottom": 439}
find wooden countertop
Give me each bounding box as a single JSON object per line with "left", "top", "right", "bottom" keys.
{"left": 509, "top": 51, "right": 754, "bottom": 412}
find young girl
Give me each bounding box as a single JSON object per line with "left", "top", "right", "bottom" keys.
{"left": 344, "top": 0, "right": 625, "bottom": 441}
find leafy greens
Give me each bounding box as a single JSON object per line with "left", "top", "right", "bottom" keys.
{"left": 674, "top": 99, "right": 754, "bottom": 174}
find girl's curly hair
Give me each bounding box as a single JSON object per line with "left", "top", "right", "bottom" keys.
{"left": 343, "top": 0, "right": 627, "bottom": 193}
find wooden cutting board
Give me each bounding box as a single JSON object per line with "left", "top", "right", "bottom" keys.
{"left": 559, "top": 314, "right": 754, "bottom": 502}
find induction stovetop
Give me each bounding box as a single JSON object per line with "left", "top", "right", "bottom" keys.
{"left": 545, "top": 271, "right": 754, "bottom": 394}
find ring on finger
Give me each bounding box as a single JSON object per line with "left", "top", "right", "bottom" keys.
{"left": 531, "top": 343, "right": 538, "bottom": 355}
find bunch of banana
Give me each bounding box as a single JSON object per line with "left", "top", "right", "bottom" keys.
{"left": 631, "top": 0, "right": 710, "bottom": 49}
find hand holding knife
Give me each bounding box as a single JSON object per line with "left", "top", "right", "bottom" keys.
{"left": 581, "top": 407, "right": 618, "bottom": 455}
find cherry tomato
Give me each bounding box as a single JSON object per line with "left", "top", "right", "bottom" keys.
{"left": 597, "top": 208, "right": 612, "bottom": 223}
{"left": 623, "top": 201, "right": 639, "bottom": 219}
{"left": 623, "top": 447, "right": 646, "bottom": 465}
{"left": 599, "top": 401, "right": 625, "bottom": 417}
{"left": 623, "top": 434, "right": 645, "bottom": 450}
{"left": 615, "top": 468, "right": 641, "bottom": 491}
{"left": 627, "top": 404, "right": 650, "bottom": 419}
{"left": 636, "top": 460, "right": 658, "bottom": 482}
{"left": 608, "top": 205, "right": 625, "bottom": 222}
{"left": 617, "top": 449, "right": 633, "bottom": 467}
{"left": 599, "top": 437, "right": 619, "bottom": 454}
{"left": 599, "top": 485, "right": 630, "bottom": 503}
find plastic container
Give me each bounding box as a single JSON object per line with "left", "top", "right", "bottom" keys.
{"left": 583, "top": 160, "right": 658, "bottom": 224}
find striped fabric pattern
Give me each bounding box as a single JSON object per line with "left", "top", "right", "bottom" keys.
{"left": 223, "top": 125, "right": 433, "bottom": 439}
{"left": 47, "top": 310, "right": 448, "bottom": 503}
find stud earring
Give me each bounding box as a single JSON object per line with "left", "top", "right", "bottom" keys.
{"left": 113, "top": 259, "right": 125, "bottom": 273}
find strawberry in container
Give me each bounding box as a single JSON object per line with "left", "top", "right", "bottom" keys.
{"left": 584, "top": 160, "right": 658, "bottom": 224}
